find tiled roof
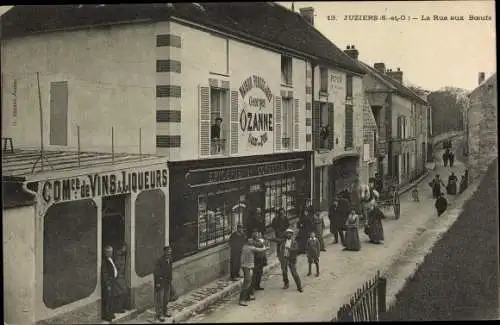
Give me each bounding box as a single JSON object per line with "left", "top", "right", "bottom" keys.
{"left": 1, "top": 149, "right": 163, "bottom": 180}
{"left": 357, "top": 61, "right": 428, "bottom": 105}
{"left": 468, "top": 73, "right": 496, "bottom": 98}
{"left": 1, "top": 3, "right": 365, "bottom": 74}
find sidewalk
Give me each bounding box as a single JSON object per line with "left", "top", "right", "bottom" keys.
{"left": 124, "top": 143, "right": 462, "bottom": 323}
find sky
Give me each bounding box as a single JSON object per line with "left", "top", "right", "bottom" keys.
{"left": 278, "top": 1, "right": 496, "bottom": 91}
{"left": 1, "top": 2, "right": 496, "bottom": 91}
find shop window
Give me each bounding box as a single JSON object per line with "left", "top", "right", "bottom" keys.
{"left": 264, "top": 177, "right": 297, "bottom": 226}
{"left": 210, "top": 87, "right": 229, "bottom": 155}
{"left": 320, "top": 67, "right": 328, "bottom": 93}
{"left": 135, "top": 190, "right": 166, "bottom": 277}
{"left": 198, "top": 187, "right": 240, "bottom": 249}
{"left": 282, "top": 98, "right": 294, "bottom": 149}
{"left": 43, "top": 199, "right": 98, "bottom": 309}
{"left": 281, "top": 55, "right": 293, "bottom": 86}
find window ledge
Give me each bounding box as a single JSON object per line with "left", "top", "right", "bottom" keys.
{"left": 209, "top": 72, "right": 230, "bottom": 77}
{"left": 319, "top": 91, "right": 329, "bottom": 97}
{"left": 280, "top": 83, "right": 293, "bottom": 89}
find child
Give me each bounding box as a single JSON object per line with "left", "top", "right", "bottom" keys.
{"left": 306, "top": 232, "right": 321, "bottom": 277}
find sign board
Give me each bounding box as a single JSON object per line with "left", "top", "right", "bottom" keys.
{"left": 36, "top": 166, "right": 168, "bottom": 216}
{"left": 329, "top": 72, "right": 345, "bottom": 95}
{"left": 238, "top": 75, "right": 274, "bottom": 152}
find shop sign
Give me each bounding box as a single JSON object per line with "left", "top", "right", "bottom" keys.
{"left": 238, "top": 75, "right": 274, "bottom": 148}
{"left": 38, "top": 168, "right": 168, "bottom": 206}
{"left": 186, "top": 158, "right": 305, "bottom": 187}
{"left": 329, "top": 72, "right": 345, "bottom": 94}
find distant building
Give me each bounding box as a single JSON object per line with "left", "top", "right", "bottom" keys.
{"left": 344, "top": 46, "right": 430, "bottom": 188}
{"left": 466, "top": 72, "right": 497, "bottom": 180}
{"left": 428, "top": 89, "right": 466, "bottom": 136}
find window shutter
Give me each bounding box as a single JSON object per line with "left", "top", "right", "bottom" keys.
{"left": 199, "top": 86, "right": 210, "bottom": 156}
{"left": 312, "top": 101, "right": 320, "bottom": 151}
{"left": 230, "top": 90, "right": 239, "bottom": 154}
{"left": 294, "top": 98, "right": 300, "bottom": 150}
{"left": 328, "top": 102, "right": 334, "bottom": 149}
{"left": 275, "top": 97, "right": 282, "bottom": 151}
{"left": 397, "top": 116, "right": 401, "bottom": 138}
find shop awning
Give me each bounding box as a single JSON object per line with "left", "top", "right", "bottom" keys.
{"left": 1, "top": 149, "right": 169, "bottom": 182}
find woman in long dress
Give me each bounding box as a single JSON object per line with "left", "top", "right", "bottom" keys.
{"left": 344, "top": 209, "right": 361, "bottom": 251}
{"left": 366, "top": 204, "right": 385, "bottom": 244}
{"left": 447, "top": 172, "right": 458, "bottom": 195}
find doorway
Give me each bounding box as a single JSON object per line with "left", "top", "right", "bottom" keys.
{"left": 102, "top": 195, "right": 127, "bottom": 251}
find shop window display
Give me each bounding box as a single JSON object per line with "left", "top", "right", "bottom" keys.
{"left": 264, "top": 176, "right": 297, "bottom": 226}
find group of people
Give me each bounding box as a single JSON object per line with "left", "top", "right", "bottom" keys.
{"left": 442, "top": 148, "right": 456, "bottom": 167}
{"left": 101, "top": 244, "right": 131, "bottom": 322}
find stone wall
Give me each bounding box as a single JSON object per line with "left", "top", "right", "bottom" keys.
{"left": 467, "top": 74, "right": 497, "bottom": 181}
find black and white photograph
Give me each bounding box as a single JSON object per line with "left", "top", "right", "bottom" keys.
{"left": 1, "top": 2, "right": 497, "bottom": 324}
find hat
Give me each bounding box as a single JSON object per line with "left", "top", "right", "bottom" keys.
{"left": 215, "top": 116, "right": 223, "bottom": 122}
{"left": 284, "top": 228, "right": 294, "bottom": 233}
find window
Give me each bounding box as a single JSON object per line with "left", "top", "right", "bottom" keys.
{"left": 210, "top": 88, "right": 228, "bottom": 155}
{"left": 346, "top": 75, "right": 353, "bottom": 98}
{"left": 320, "top": 67, "right": 328, "bottom": 92}
{"left": 264, "top": 177, "right": 297, "bottom": 226}
{"left": 281, "top": 55, "right": 293, "bottom": 86}
{"left": 345, "top": 104, "right": 354, "bottom": 149}
{"left": 49, "top": 81, "right": 68, "bottom": 146}
{"left": 198, "top": 188, "right": 241, "bottom": 249}
{"left": 43, "top": 200, "right": 98, "bottom": 308}
{"left": 282, "top": 98, "right": 293, "bottom": 149}
{"left": 135, "top": 190, "right": 166, "bottom": 277}
{"left": 319, "top": 103, "right": 329, "bottom": 149}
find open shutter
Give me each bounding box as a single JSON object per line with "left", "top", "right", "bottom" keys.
{"left": 230, "top": 90, "right": 239, "bottom": 154}
{"left": 199, "top": 86, "right": 210, "bottom": 156}
{"left": 294, "top": 98, "right": 300, "bottom": 150}
{"left": 345, "top": 104, "right": 353, "bottom": 148}
{"left": 312, "top": 101, "right": 320, "bottom": 151}
{"left": 275, "top": 96, "right": 282, "bottom": 151}
{"left": 327, "top": 102, "right": 334, "bottom": 149}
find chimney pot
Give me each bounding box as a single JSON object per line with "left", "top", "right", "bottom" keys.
{"left": 352, "top": 45, "right": 356, "bottom": 49}
{"left": 299, "top": 7, "right": 315, "bottom": 26}
{"left": 397, "top": 67, "right": 400, "bottom": 71}
{"left": 347, "top": 45, "right": 351, "bottom": 49}
{"left": 374, "top": 63, "right": 386, "bottom": 73}
{"left": 478, "top": 72, "right": 486, "bottom": 85}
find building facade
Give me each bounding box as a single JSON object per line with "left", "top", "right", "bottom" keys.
{"left": 344, "top": 49, "right": 429, "bottom": 188}
{"left": 1, "top": 3, "right": 364, "bottom": 324}
{"left": 467, "top": 72, "right": 497, "bottom": 181}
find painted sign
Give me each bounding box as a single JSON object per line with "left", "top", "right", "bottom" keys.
{"left": 38, "top": 168, "right": 168, "bottom": 208}
{"left": 329, "top": 72, "right": 345, "bottom": 94}
{"left": 186, "top": 158, "right": 305, "bottom": 187}
{"left": 238, "top": 75, "right": 274, "bottom": 149}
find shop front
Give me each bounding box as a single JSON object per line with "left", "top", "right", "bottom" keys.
{"left": 331, "top": 154, "right": 360, "bottom": 196}
{"left": 167, "top": 151, "right": 312, "bottom": 294}
{"left": 3, "top": 156, "right": 170, "bottom": 325}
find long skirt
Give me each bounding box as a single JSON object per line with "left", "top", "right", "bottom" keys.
{"left": 344, "top": 228, "right": 361, "bottom": 251}
{"left": 368, "top": 219, "right": 384, "bottom": 243}
{"left": 447, "top": 182, "right": 457, "bottom": 195}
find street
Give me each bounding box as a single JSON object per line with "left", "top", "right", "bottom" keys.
{"left": 187, "top": 148, "right": 465, "bottom": 323}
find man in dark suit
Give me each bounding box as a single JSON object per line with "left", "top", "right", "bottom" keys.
{"left": 101, "top": 245, "right": 118, "bottom": 322}
{"left": 328, "top": 199, "right": 345, "bottom": 245}
{"left": 247, "top": 207, "right": 266, "bottom": 238}
{"left": 154, "top": 246, "right": 173, "bottom": 321}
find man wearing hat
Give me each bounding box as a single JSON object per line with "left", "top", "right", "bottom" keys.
{"left": 269, "top": 228, "right": 303, "bottom": 292}
{"left": 229, "top": 224, "right": 246, "bottom": 281}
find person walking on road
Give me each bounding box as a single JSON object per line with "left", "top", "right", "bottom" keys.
{"left": 250, "top": 231, "right": 267, "bottom": 292}
{"left": 430, "top": 174, "right": 446, "bottom": 199}
{"left": 449, "top": 151, "right": 455, "bottom": 168}
{"left": 374, "top": 173, "right": 383, "bottom": 194}
{"left": 435, "top": 192, "right": 448, "bottom": 217}
{"left": 153, "top": 246, "right": 173, "bottom": 321}
{"left": 312, "top": 209, "right": 326, "bottom": 251}
{"left": 459, "top": 174, "right": 467, "bottom": 194}
{"left": 269, "top": 229, "right": 303, "bottom": 292}
{"left": 239, "top": 238, "right": 268, "bottom": 306}
{"left": 447, "top": 172, "right": 458, "bottom": 195}
{"left": 328, "top": 199, "right": 345, "bottom": 245}
{"left": 366, "top": 205, "right": 385, "bottom": 244}
{"left": 443, "top": 149, "right": 449, "bottom": 167}
{"left": 297, "top": 199, "right": 314, "bottom": 254}
{"left": 229, "top": 224, "right": 246, "bottom": 281}
{"left": 361, "top": 178, "right": 379, "bottom": 226}
{"left": 344, "top": 209, "right": 361, "bottom": 252}
{"left": 306, "top": 232, "right": 321, "bottom": 277}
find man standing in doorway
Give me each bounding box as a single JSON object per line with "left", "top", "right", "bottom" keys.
{"left": 101, "top": 246, "right": 118, "bottom": 322}
{"left": 113, "top": 243, "right": 130, "bottom": 313}
{"left": 153, "top": 246, "right": 173, "bottom": 321}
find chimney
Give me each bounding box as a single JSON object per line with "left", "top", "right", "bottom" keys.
{"left": 299, "top": 7, "right": 314, "bottom": 26}
{"left": 344, "top": 44, "right": 359, "bottom": 60}
{"left": 374, "top": 63, "right": 386, "bottom": 73}
{"left": 478, "top": 72, "right": 485, "bottom": 85}
{"left": 387, "top": 67, "right": 403, "bottom": 83}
